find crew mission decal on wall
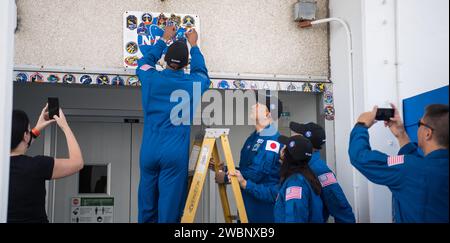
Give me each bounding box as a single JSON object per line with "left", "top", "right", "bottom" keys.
{"left": 123, "top": 11, "right": 201, "bottom": 69}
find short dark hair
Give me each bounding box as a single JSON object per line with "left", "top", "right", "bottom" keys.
{"left": 11, "top": 110, "right": 30, "bottom": 150}
{"left": 424, "top": 104, "right": 449, "bottom": 149}
{"left": 256, "top": 93, "right": 283, "bottom": 120}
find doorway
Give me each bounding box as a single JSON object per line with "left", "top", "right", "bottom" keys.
{"left": 49, "top": 115, "right": 142, "bottom": 223}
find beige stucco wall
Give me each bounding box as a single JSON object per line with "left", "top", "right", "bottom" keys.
{"left": 14, "top": 0, "right": 329, "bottom": 76}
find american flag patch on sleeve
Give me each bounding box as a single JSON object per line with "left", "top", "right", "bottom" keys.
{"left": 285, "top": 186, "right": 302, "bottom": 201}
{"left": 387, "top": 155, "right": 405, "bottom": 167}
{"left": 140, "top": 64, "right": 153, "bottom": 71}
{"left": 318, "top": 172, "right": 337, "bottom": 187}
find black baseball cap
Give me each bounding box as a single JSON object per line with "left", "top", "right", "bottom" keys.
{"left": 290, "top": 122, "right": 326, "bottom": 149}
{"left": 164, "top": 41, "right": 189, "bottom": 69}
{"left": 278, "top": 135, "right": 313, "bottom": 161}
{"left": 256, "top": 92, "right": 283, "bottom": 120}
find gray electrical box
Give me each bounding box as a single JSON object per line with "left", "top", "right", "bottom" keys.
{"left": 294, "top": 0, "right": 317, "bottom": 21}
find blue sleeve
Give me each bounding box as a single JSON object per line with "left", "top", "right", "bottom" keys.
{"left": 137, "top": 39, "right": 167, "bottom": 71}
{"left": 348, "top": 125, "right": 405, "bottom": 188}
{"left": 240, "top": 163, "right": 265, "bottom": 184}
{"left": 136, "top": 40, "right": 167, "bottom": 98}
{"left": 398, "top": 143, "right": 421, "bottom": 157}
{"left": 321, "top": 183, "right": 356, "bottom": 223}
{"left": 244, "top": 180, "right": 279, "bottom": 203}
{"left": 241, "top": 149, "right": 280, "bottom": 184}
{"left": 284, "top": 180, "right": 309, "bottom": 223}
{"left": 189, "top": 46, "right": 210, "bottom": 93}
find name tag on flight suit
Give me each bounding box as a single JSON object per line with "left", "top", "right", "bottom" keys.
{"left": 252, "top": 139, "right": 265, "bottom": 152}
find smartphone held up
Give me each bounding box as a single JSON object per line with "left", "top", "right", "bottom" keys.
{"left": 48, "top": 97, "right": 59, "bottom": 119}
{"left": 376, "top": 108, "right": 395, "bottom": 121}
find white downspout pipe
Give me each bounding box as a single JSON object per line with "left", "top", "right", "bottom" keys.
{"left": 304, "top": 17, "right": 360, "bottom": 222}
{"left": 0, "top": 0, "right": 16, "bottom": 223}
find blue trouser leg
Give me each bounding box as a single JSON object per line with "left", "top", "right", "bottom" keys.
{"left": 138, "top": 133, "right": 160, "bottom": 223}
{"left": 157, "top": 160, "right": 188, "bottom": 223}
{"left": 138, "top": 129, "right": 189, "bottom": 223}
{"left": 138, "top": 167, "right": 159, "bottom": 223}
{"left": 157, "top": 131, "right": 189, "bottom": 223}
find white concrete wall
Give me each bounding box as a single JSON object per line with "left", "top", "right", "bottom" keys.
{"left": 396, "top": 0, "right": 449, "bottom": 99}
{"left": 0, "top": 0, "right": 16, "bottom": 223}
{"left": 14, "top": 0, "right": 329, "bottom": 76}
{"left": 329, "top": 0, "right": 370, "bottom": 223}
{"left": 361, "top": 0, "right": 398, "bottom": 223}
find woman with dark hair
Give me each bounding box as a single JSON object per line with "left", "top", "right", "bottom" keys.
{"left": 8, "top": 104, "right": 83, "bottom": 223}
{"left": 230, "top": 135, "right": 324, "bottom": 223}
{"left": 275, "top": 135, "right": 323, "bottom": 223}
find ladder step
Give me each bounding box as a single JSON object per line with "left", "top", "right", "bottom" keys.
{"left": 229, "top": 215, "right": 239, "bottom": 221}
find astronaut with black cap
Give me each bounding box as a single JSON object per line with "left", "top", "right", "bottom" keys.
{"left": 230, "top": 122, "right": 355, "bottom": 223}
{"left": 290, "top": 122, "right": 355, "bottom": 223}
{"left": 136, "top": 25, "right": 211, "bottom": 223}
{"left": 230, "top": 135, "right": 324, "bottom": 223}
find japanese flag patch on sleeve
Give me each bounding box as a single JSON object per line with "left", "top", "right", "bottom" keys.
{"left": 286, "top": 186, "right": 302, "bottom": 201}
{"left": 265, "top": 140, "right": 280, "bottom": 153}
{"left": 318, "top": 172, "right": 337, "bottom": 187}
{"left": 387, "top": 155, "right": 405, "bottom": 167}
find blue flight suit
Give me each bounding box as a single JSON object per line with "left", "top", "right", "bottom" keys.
{"left": 244, "top": 151, "right": 355, "bottom": 223}
{"left": 136, "top": 39, "right": 210, "bottom": 223}
{"left": 309, "top": 152, "right": 355, "bottom": 223}
{"left": 274, "top": 174, "right": 324, "bottom": 223}
{"left": 349, "top": 124, "right": 449, "bottom": 223}
{"left": 231, "top": 125, "right": 281, "bottom": 223}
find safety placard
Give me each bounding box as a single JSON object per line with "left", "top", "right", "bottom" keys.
{"left": 123, "top": 11, "right": 201, "bottom": 69}
{"left": 71, "top": 197, "right": 114, "bottom": 223}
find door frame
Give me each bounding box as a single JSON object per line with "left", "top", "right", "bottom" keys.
{"left": 44, "top": 108, "right": 143, "bottom": 223}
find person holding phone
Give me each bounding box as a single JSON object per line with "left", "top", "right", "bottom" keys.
{"left": 8, "top": 104, "right": 84, "bottom": 223}
{"left": 349, "top": 104, "right": 449, "bottom": 223}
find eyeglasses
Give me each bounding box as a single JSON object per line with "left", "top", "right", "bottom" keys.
{"left": 418, "top": 120, "right": 434, "bottom": 131}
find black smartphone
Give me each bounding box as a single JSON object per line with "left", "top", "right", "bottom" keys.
{"left": 376, "top": 108, "right": 395, "bottom": 121}
{"left": 48, "top": 97, "right": 59, "bottom": 119}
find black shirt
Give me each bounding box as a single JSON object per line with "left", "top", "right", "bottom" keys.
{"left": 8, "top": 155, "right": 54, "bottom": 223}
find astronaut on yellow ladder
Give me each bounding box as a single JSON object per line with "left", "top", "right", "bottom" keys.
{"left": 213, "top": 94, "right": 284, "bottom": 223}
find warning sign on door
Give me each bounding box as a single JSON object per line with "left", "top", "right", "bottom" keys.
{"left": 71, "top": 197, "right": 114, "bottom": 223}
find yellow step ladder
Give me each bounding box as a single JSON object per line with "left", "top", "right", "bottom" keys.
{"left": 182, "top": 129, "right": 248, "bottom": 223}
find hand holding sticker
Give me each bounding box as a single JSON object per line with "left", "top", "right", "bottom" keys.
{"left": 162, "top": 25, "right": 177, "bottom": 41}
{"left": 185, "top": 28, "right": 198, "bottom": 47}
